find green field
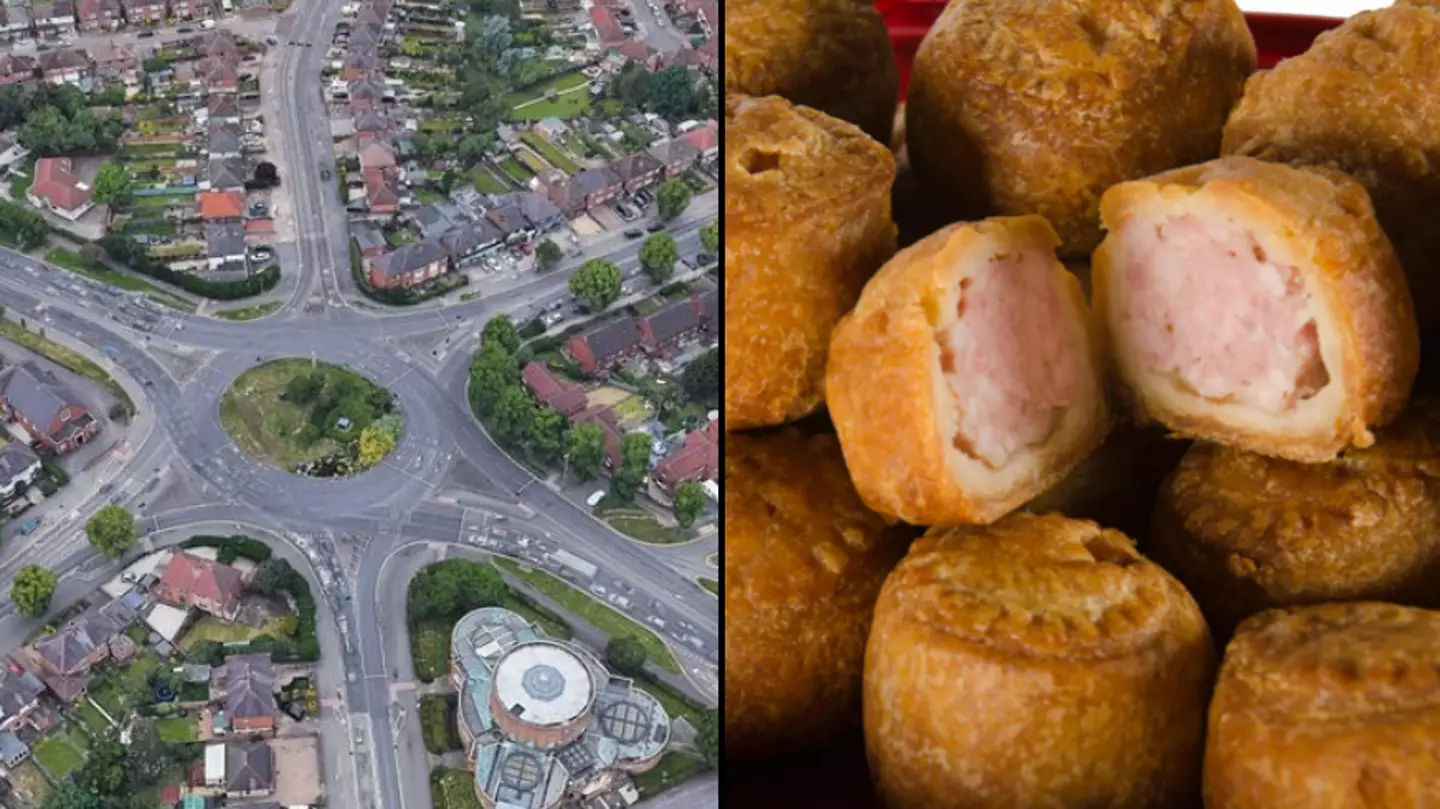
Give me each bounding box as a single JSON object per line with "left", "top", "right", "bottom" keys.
{"left": 632, "top": 753, "right": 705, "bottom": 799}
{"left": 472, "top": 166, "right": 511, "bottom": 195}
{"left": 494, "top": 559, "right": 680, "bottom": 673}
{"left": 179, "top": 615, "right": 278, "bottom": 649}
{"left": 608, "top": 515, "right": 688, "bottom": 545}
{"left": 154, "top": 717, "right": 199, "bottom": 743}
{"left": 33, "top": 728, "right": 88, "bottom": 778}
{"left": 215, "top": 301, "right": 282, "bottom": 321}
{"left": 521, "top": 132, "right": 580, "bottom": 173}
{"left": 44, "top": 247, "right": 194, "bottom": 311}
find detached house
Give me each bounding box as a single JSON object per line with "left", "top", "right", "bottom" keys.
{"left": 121, "top": 0, "right": 166, "bottom": 25}
{"left": 566, "top": 319, "right": 643, "bottom": 376}
{"left": 609, "top": 152, "right": 664, "bottom": 194}
{"left": 155, "top": 551, "right": 246, "bottom": 620}
{"left": 206, "top": 156, "right": 247, "bottom": 191}
{"left": 0, "top": 8, "right": 34, "bottom": 44}
{"left": 89, "top": 39, "right": 140, "bottom": 84}
{"left": 37, "top": 49, "right": 93, "bottom": 87}
{"left": 198, "top": 190, "right": 245, "bottom": 221}
{"left": 226, "top": 743, "right": 274, "bottom": 797}
{"left": 27, "top": 612, "right": 121, "bottom": 702}
{"left": 367, "top": 239, "right": 450, "bottom": 290}
{"left": 0, "top": 441, "right": 41, "bottom": 504}
{"left": 31, "top": 1, "right": 77, "bottom": 38}
{"left": 76, "top": 0, "right": 123, "bottom": 32}
{"left": 223, "top": 654, "right": 275, "bottom": 734}
{"left": 205, "top": 222, "right": 247, "bottom": 271}
{"left": 208, "top": 122, "right": 243, "bottom": 158}
{"left": 28, "top": 158, "right": 93, "bottom": 220}
{"left": 169, "top": 0, "right": 214, "bottom": 19}
{"left": 654, "top": 420, "right": 719, "bottom": 492}
{"left": 0, "top": 361, "right": 101, "bottom": 454}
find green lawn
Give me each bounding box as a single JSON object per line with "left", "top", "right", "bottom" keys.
{"left": 504, "top": 71, "right": 588, "bottom": 107}
{"left": 154, "top": 717, "right": 199, "bottom": 743}
{"left": 514, "top": 147, "right": 549, "bottom": 174}
{"left": 417, "top": 187, "right": 447, "bottom": 204}
{"left": 10, "top": 165, "right": 32, "bottom": 198}
{"left": 432, "top": 767, "right": 484, "bottom": 809}
{"left": 472, "top": 166, "right": 511, "bottom": 195}
{"left": 178, "top": 615, "right": 274, "bottom": 649}
{"left": 698, "top": 578, "right": 717, "bottom": 596}
{"left": 122, "top": 192, "right": 190, "bottom": 210}
{"left": 44, "top": 247, "right": 195, "bottom": 312}
{"left": 88, "top": 653, "right": 161, "bottom": 718}
{"left": 521, "top": 132, "right": 580, "bottom": 173}
{"left": 634, "top": 676, "right": 707, "bottom": 729}
{"left": 33, "top": 728, "right": 88, "bottom": 778}
{"left": 410, "top": 620, "right": 452, "bottom": 684}
{"left": 608, "top": 514, "right": 689, "bottom": 545}
{"left": 500, "top": 591, "right": 572, "bottom": 641}
{"left": 505, "top": 74, "right": 597, "bottom": 121}
{"left": 497, "top": 157, "right": 532, "bottom": 183}
{"left": 632, "top": 752, "right": 705, "bottom": 799}
{"left": 215, "top": 301, "right": 282, "bottom": 321}
{"left": 386, "top": 229, "right": 416, "bottom": 247}
{"left": 0, "top": 320, "right": 137, "bottom": 414}
{"left": 120, "top": 142, "right": 181, "bottom": 157}
{"left": 494, "top": 559, "right": 680, "bottom": 673}
{"left": 75, "top": 700, "right": 112, "bottom": 736}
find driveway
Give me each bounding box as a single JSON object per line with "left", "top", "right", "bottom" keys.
{"left": 271, "top": 736, "right": 324, "bottom": 806}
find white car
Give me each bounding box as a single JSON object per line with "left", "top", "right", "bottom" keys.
{"left": 585, "top": 490, "right": 605, "bottom": 507}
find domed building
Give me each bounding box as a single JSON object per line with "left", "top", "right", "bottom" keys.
{"left": 450, "top": 607, "right": 670, "bottom": 809}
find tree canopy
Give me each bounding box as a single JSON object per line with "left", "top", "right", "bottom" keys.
{"left": 606, "top": 636, "right": 647, "bottom": 676}
{"left": 85, "top": 505, "right": 136, "bottom": 558}
{"left": 699, "top": 220, "right": 718, "bottom": 253}
{"left": 407, "top": 559, "right": 507, "bottom": 622}
{"left": 11, "top": 565, "right": 57, "bottom": 617}
{"left": 610, "top": 432, "right": 653, "bottom": 502}
{"left": 657, "top": 179, "right": 692, "bottom": 221}
{"left": 91, "top": 163, "right": 132, "bottom": 207}
{"left": 567, "top": 422, "right": 606, "bottom": 481}
{"left": 568, "top": 258, "right": 623, "bottom": 310}
{"left": 672, "top": 482, "right": 707, "bottom": 529}
{"left": 638, "top": 232, "right": 678, "bottom": 283}
{"left": 536, "top": 240, "right": 563, "bottom": 271}
{"left": 482, "top": 314, "right": 522, "bottom": 354}
{"left": 681, "top": 348, "right": 718, "bottom": 407}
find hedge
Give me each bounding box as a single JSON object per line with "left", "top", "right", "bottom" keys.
{"left": 178, "top": 535, "right": 317, "bottom": 662}
{"left": 181, "top": 534, "right": 272, "bottom": 564}
{"left": 98, "top": 233, "right": 281, "bottom": 300}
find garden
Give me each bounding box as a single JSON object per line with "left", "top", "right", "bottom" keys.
{"left": 32, "top": 724, "right": 89, "bottom": 778}
{"left": 431, "top": 766, "right": 484, "bottom": 809}
{"left": 420, "top": 694, "right": 462, "bottom": 754}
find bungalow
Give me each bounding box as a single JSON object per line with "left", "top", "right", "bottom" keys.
{"left": 75, "top": 0, "right": 123, "bottom": 31}
{"left": 205, "top": 222, "right": 247, "bottom": 270}
{"left": 548, "top": 168, "right": 622, "bottom": 218}
{"left": 207, "top": 93, "right": 241, "bottom": 124}
{"left": 440, "top": 220, "right": 503, "bottom": 266}
{"left": 31, "top": 1, "right": 77, "bottom": 37}
{"left": 490, "top": 190, "right": 564, "bottom": 234}
{"left": 567, "top": 404, "right": 623, "bottom": 469}
{"left": 638, "top": 294, "right": 709, "bottom": 355}
{"left": 223, "top": 654, "right": 275, "bottom": 734}
{"left": 351, "top": 223, "right": 387, "bottom": 258}
{"left": 36, "top": 49, "right": 93, "bottom": 87}
{"left": 609, "top": 152, "right": 664, "bottom": 194}
{"left": 367, "top": 239, "right": 450, "bottom": 289}
{"left": 198, "top": 190, "right": 245, "bottom": 220}
{"left": 208, "top": 122, "right": 243, "bottom": 158}
{"left": 358, "top": 140, "right": 396, "bottom": 171}
{"left": 169, "top": 0, "right": 214, "bottom": 19}
{"left": 0, "top": 8, "right": 33, "bottom": 44}
{"left": 566, "top": 318, "right": 643, "bottom": 376}
{"left": 196, "top": 56, "right": 239, "bottom": 93}
{"left": 0, "top": 362, "right": 101, "bottom": 455}
{"left": 206, "top": 156, "right": 247, "bottom": 191}
{"left": 155, "top": 550, "right": 246, "bottom": 620}
{"left": 0, "top": 441, "right": 40, "bottom": 505}
{"left": 654, "top": 419, "right": 719, "bottom": 492}
{"left": 646, "top": 137, "right": 699, "bottom": 180}
{"left": 121, "top": 0, "right": 166, "bottom": 25}
{"left": 362, "top": 166, "right": 402, "bottom": 215}
{"left": 520, "top": 362, "right": 587, "bottom": 416}
{"left": 89, "top": 39, "right": 140, "bottom": 83}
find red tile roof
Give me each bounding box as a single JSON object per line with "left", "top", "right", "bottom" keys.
{"left": 157, "top": 551, "right": 245, "bottom": 615}
{"left": 364, "top": 167, "right": 401, "bottom": 212}
{"left": 655, "top": 420, "right": 719, "bottom": 489}
{"left": 569, "top": 405, "right": 623, "bottom": 468}
{"left": 244, "top": 218, "right": 275, "bottom": 235}
{"left": 30, "top": 158, "right": 91, "bottom": 212}
{"left": 198, "top": 190, "right": 244, "bottom": 219}
{"left": 680, "top": 122, "right": 717, "bottom": 154}
{"left": 589, "top": 6, "right": 624, "bottom": 46}
{"left": 521, "top": 362, "right": 587, "bottom": 416}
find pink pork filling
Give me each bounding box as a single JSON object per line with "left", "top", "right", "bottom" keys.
{"left": 937, "top": 251, "right": 1080, "bottom": 469}
{"left": 1119, "top": 215, "right": 1328, "bottom": 413}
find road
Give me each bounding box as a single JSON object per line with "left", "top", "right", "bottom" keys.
{"left": 0, "top": 0, "right": 720, "bottom": 804}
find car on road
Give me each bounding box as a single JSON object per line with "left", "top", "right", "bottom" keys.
{"left": 696, "top": 252, "right": 717, "bottom": 266}
{"left": 646, "top": 221, "right": 665, "bottom": 233}
{"left": 320, "top": 167, "right": 332, "bottom": 181}
{"left": 623, "top": 229, "right": 643, "bottom": 240}
{"left": 19, "top": 517, "right": 40, "bottom": 536}
{"left": 177, "top": 25, "right": 194, "bottom": 32}
{"left": 137, "top": 30, "right": 155, "bottom": 37}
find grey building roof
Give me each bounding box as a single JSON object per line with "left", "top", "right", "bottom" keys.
{"left": 33, "top": 610, "right": 116, "bottom": 677}
{"left": 205, "top": 222, "right": 246, "bottom": 258}
{"left": 485, "top": 204, "right": 528, "bottom": 236}
{"left": 372, "top": 239, "right": 448, "bottom": 278}
{"left": 491, "top": 191, "right": 562, "bottom": 230}
{"left": 441, "top": 220, "right": 503, "bottom": 257}
{"left": 580, "top": 319, "right": 643, "bottom": 363}
{"left": 0, "top": 362, "right": 94, "bottom": 446}
{"left": 351, "top": 223, "right": 386, "bottom": 252}
{"left": 570, "top": 168, "right": 620, "bottom": 196}
{"left": 0, "top": 665, "right": 44, "bottom": 726}
{"left": 0, "top": 732, "right": 27, "bottom": 765}
{"left": 410, "top": 202, "right": 469, "bottom": 240}
{"left": 353, "top": 110, "right": 388, "bottom": 133}
{"left": 225, "top": 742, "right": 274, "bottom": 793}
{"left": 0, "top": 440, "right": 39, "bottom": 483}
{"left": 644, "top": 297, "right": 703, "bottom": 345}
{"left": 696, "top": 288, "right": 717, "bottom": 324}
{"left": 224, "top": 653, "right": 274, "bottom": 720}
{"left": 207, "top": 93, "right": 239, "bottom": 118}
{"left": 207, "top": 157, "right": 246, "bottom": 189}
{"left": 646, "top": 137, "right": 698, "bottom": 167}
{"left": 208, "top": 123, "right": 242, "bottom": 154}
{"left": 609, "top": 152, "right": 662, "bottom": 184}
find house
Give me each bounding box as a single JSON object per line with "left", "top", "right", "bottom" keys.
{"left": 0, "top": 362, "right": 101, "bottom": 454}
{"left": 208, "top": 122, "right": 243, "bottom": 158}
{"left": 36, "top": 49, "right": 93, "bottom": 87}
{"left": 0, "top": 441, "right": 41, "bottom": 504}
{"left": 206, "top": 157, "right": 247, "bottom": 191}
{"left": 75, "top": 0, "right": 123, "bottom": 31}
{"left": 205, "top": 222, "right": 247, "bottom": 270}
{"left": 352, "top": 109, "right": 389, "bottom": 137}
{"left": 654, "top": 419, "right": 719, "bottom": 492}
{"left": 89, "top": 39, "right": 140, "bottom": 82}
{"left": 367, "top": 239, "right": 450, "bottom": 290}
{"left": 548, "top": 168, "right": 622, "bottom": 217}
{"left": 609, "top": 152, "right": 664, "bottom": 194}
{"left": 646, "top": 137, "right": 700, "bottom": 180}
{"left": 491, "top": 190, "right": 564, "bottom": 234}
{"left": 0, "top": 8, "right": 33, "bottom": 44}
{"left": 198, "top": 190, "right": 245, "bottom": 220}
{"left": 342, "top": 50, "right": 378, "bottom": 82}
{"left": 223, "top": 654, "right": 275, "bottom": 733}
{"left": 638, "top": 294, "right": 709, "bottom": 354}
{"left": 31, "top": 1, "right": 77, "bottom": 37}
{"left": 27, "top": 157, "right": 93, "bottom": 221}
{"left": 196, "top": 56, "right": 239, "bottom": 93}
{"left": 440, "top": 220, "right": 503, "bottom": 266}
{"left": 566, "top": 319, "right": 643, "bottom": 375}
{"left": 484, "top": 202, "right": 532, "bottom": 244}
{"left": 680, "top": 120, "right": 718, "bottom": 162}
{"left": 534, "top": 117, "right": 569, "bottom": 140}
{"left": 521, "top": 362, "right": 587, "bottom": 416}
{"left": 0, "top": 663, "right": 45, "bottom": 732}
{"left": 154, "top": 551, "right": 246, "bottom": 619}
{"left": 409, "top": 202, "right": 470, "bottom": 240}
{"left": 351, "top": 223, "right": 387, "bottom": 258}
{"left": 121, "top": 0, "right": 166, "bottom": 25}
{"left": 348, "top": 77, "right": 388, "bottom": 110}
{"left": 358, "top": 141, "right": 396, "bottom": 171}
{"left": 226, "top": 742, "right": 274, "bottom": 797}
{"left": 588, "top": 5, "right": 624, "bottom": 48}
{"left": 28, "top": 612, "right": 118, "bottom": 702}
{"left": 169, "top": 0, "right": 214, "bottom": 19}
{"left": 362, "top": 166, "right": 402, "bottom": 215}
{"left": 207, "top": 93, "right": 241, "bottom": 124}
{"left": 0, "top": 55, "right": 36, "bottom": 87}
{"left": 568, "top": 405, "right": 623, "bottom": 469}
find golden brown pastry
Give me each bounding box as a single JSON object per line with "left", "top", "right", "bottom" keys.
{"left": 1221, "top": 2, "right": 1440, "bottom": 332}
{"left": 725, "top": 0, "right": 898, "bottom": 144}
{"left": 1150, "top": 399, "right": 1440, "bottom": 640}
{"left": 1092, "top": 156, "right": 1419, "bottom": 462}
{"left": 865, "top": 514, "right": 1215, "bottom": 809}
{"left": 725, "top": 94, "right": 897, "bottom": 430}
{"left": 906, "top": 0, "right": 1255, "bottom": 257}
{"left": 1205, "top": 602, "right": 1440, "bottom": 809}
{"left": 724, "top": 428, "right": 909, "bottom": 759}
{"left": 827, "top": 216, "right": 1110, "bottom": 525}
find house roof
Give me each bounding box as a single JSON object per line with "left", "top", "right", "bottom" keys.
{"left": 0, "top": 54, "right": 35, "bottom": 80}
{"left": 642, "top": 297, "right": 703, "bottom": 346}
{"left": 491, "top": 191, "right": 562, "bottom": 229}
{"left": 33, "top": 610, "right": 117, "bottom": 677}
{"left": 363, "top": 167, "right": 401, "bottom": 209}
{"left": 207, "top": 157, "right": 247, "bottom": 189}
{"left": 521, "top": 362, "right": 587, "bottom": 416}
{"left": 76, "top": 0, "right": 120, "bottom": 19}
{"left": 681, "top": 122, "right": 718, "bottom": 154}
{"left": 202, "top": 31, "right": 241, "bottom": 59}
{"left": 371, "top": 239, "right": 448, "bottom": 278}
{"left": 30, "top": 157, "right": 91, "bottom": 212}
{"left": 225, "top": 743, "right": 274, "bottom": 793}
{"left": 37, "top": 49, "right": 90, "bottom": 74}
{"left": 244, "top": 218, "right": 275, "bottom": 235}
{"left": 571, "top": 167, "right": 620, "bottom": 196}
{"left": 655, "top": 420, "right": 719, "bottom": 486}
{"left": 647, "top": 136, "right": 698, "bottom": 167}
{"left": 205, "top": 221, "right": 246, "bottom": 257}
{"left": 0, "top": 440, "right": 39, "bottom": 483}
{"left": 196, "top": 56, "right": 238, "bottom": 86}
{"left": 0, "top": 731, "right": 28, "bottom": 764}
{"left": 0, "top": 361, "right": 94, "bottom": 444}
{"left": 359, "top": 141, "right": 396, "bottom": 170}
{"left": 568, "top": 405, "right": 623, "bottom": 466}
{"left": 577, "top": 319, "right": 642, "bottom": 364}
{"left": 0, "top": 664, "right": 45, "bottom": 726}
{"left": 208, "top": 122, "right": 242, "bottom": 154}
{"left": 88, "top": 39, "right": 137, "bottom": 68}
{"left": 0, "top": 7, "right": 32, "bottom": 27}
{"left": 440, "top": 220, "right": 503, "bottom": 257}
{"left": 609, "top": 152, "right": 663, "bottom": 183}
{"left": 352, "top": 223, "right": 386, "bottom": 251}
{"left": 348, "top": 77, "right": 387, "bottom": 101}
{"left": 198, "top": 190, "right": 245, "bottom": 219}
{"left": 695, "top": 288, "right": 717, "bottom": 323}
{"left": 484, "top": 204, "right": 527, "bottom": 236}
{"left": 207, "top": 93, "right": 239, "bottom": 118}
{"left": 224, "top": 654, "right": 275, "bottom": 720}
{"left": 352, "top": 110, "right": 388, "bottom": 134}
{"left": 157, "top": 551, "right": 245, "bottom": 611}
{"left": 589, "top": 6, "right": 624, "bottom": 44}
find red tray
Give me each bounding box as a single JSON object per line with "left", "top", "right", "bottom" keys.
{"left": 727, "top": 7, "right": 1349, "bottom": 807}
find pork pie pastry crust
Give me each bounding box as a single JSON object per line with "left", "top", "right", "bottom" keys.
{"left": 726, "top": 0, "right": 898, "bottom": 144}
{"left": 906, "top": 0, "right": 1255, "bottom": 257}
{"left": 865, "top": 514, "right": 1215, "bottom": 809}
{"left": 1222, "top": 2, "right": 1440, "bottom": 331}
{"left": 724, "top": 429, "right": 909, "bottom": 760}
{"left": 1151, "top": 401, "right": 1440, "bottom": 639}
{"left": 726, "top": 94, "right": 897, "bottom": 431}
{"left": 827, "top": 216, "right": 1109, "bottom": 526}
{"left": 1093, "top": 156, "right": 1419, "bottom": 462}
{"left": 1206, "top": 602, "right": 1440, "bottom": 809}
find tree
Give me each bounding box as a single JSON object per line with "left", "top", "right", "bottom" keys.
{"left": 491, "top": 385, "right": 537, "bottom": 447}
{"left": 699, "top": 220, "right": 718, "bottom": 253}
{"left": 11, "top": 565, "right": 57, "bottom": 617}
{"left": 646, "top": 67, "right": 696, "bottom": 121}
{"left": 568, "top": 258, "right": 623, "bottom": 310}
{"left": 606, "top": 636, "right": 647, "bottom": 676}
{"left": 469, "top": 343, "right": 520, "bottom": 417}
{"left": 188, "top": 640, "right": 225, "bottom": 667}
{"left": 358, "top": 422, "right": 398, "bottom": 468}
{"left": 407, "top": 559, "right": 507, "bottom": 622}
{"left": 91, "top": 163, "right": 132, "bottom": 207}
{"left": 528, "top": 406, "right": 566, "bottom": 465}
{"left": 41, "top": 782, "right": 102, "bottom": 809}
{"left": 567, "top": 422, "right": 606, "bottom": 482}
{"left": 535, "top": 239, "right": 563, "bottom": 271}
{"left": 284, "top": 371, "right": 325, "bottom": 404}
{"left": 126, "top": 719, "right": 178, "bottom": 785}
{"left": 672, "top": 482, "right": 707, "bottom": 529}
{"left": 638, "top": 232, "right": 678, "bottom": 283}
{"left": 657, "top": 179, "right": 692, "bottom": 221}
{"left": 610, "top": 432, "right": 653, "bottom": 503}
{"left": 250, "top": 558, "right": 297, "bottom": 597}
{"left": 481, "top": 314, "right": 521, "bottom": 354}
{"left": 681, "top": 348, "right": 718, "bottom": 406}
{"left": 696, "top": 709, "right": 718, "bottom": 769}
{"left": 86, "top": 504, "right": 136, "bottom": 558}
{"left": 253, "top": 161, "right": 279, "bottom": 187}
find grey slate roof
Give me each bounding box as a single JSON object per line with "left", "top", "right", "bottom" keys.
{"left": 33, "top": 610, "right": 116, "bottom": 676}
{"left": 0, "top": 440, "right": 39, "bottom": 484}
{"left": 491, "top": 191, "right": 562, "bottom": 230}
{"left": 0, "top": 362, "right": 94, "bottom": 445}
{"left": 646, "top": 137, "right": 698, "bottom": 167}
{"left": 0, "top": 732, "right": 27, "bottom": 765}
{"left": 225, "top": 742, "right": 274, "bottom": 793}
{"left": 207, "top": 93, "right": 239, "bottom": 118}
{"left": 207, "top": 157, "right": 246, "bottom": 190}
{"left": 372, "top": 239, "right": 448, "bottom": 278}
{"left": 581, "top": 319, "right": 643, "bottom": 363}
{"left": 351, "top": 223, "right": 386, "bottom": 253}
{"left": 485, "top": 204, "right": 527, "bottom": 236}
{"left": 205, "top": 221, "right": 246, "bottom": 258}
{"left": 570, "top": 168, "right": 620, "bottom": 196}
{"left": 644, "top": 297, "right": 702, "bottom": 345}
{"left": 441, "top": 220, "right": 503, "bottom": 257}
{"left": 224, "top": 653, "right": 275, "bottom": 720}
{"left": 609, "top": 152, "right": 663, "bottom": 184}
{"left": 208, "top": 123, "right": 242, "bottom": 154}
{"left": 0, "top": 665, "right": 44, "bottom": 726}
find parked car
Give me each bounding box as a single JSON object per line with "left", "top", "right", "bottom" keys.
{"left": 586, "top": 490, "right": 606, "bottom": 507}
{"left": 177, "top": 25, "right": 194, "bottom": 32}
{"left": 646, "top": 221, "right": 665, "bottom": 233}
{"left": 320, "top": 167, "right": 332, "bottom": 181}
{"left": 137, "top": 29, "right": 155, "bottom": 38}
{"left": 623, "top": 228, "right": 643, "bottom": 239}
{"left": 696, "top": 252, "right": 717, "bottom": 265}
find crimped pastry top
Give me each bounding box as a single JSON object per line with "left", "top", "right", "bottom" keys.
{"left": 725, "top": 94, "right": 895, "bottom": 227}
{"left": 880, "top": 513, "right": 1180, "bottom": 659}
{"left": 1222, "top": 603, "right": 1440, "bottom": 723}
{"left": 725, "top": 429, "right": 902, "bottom": 605}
